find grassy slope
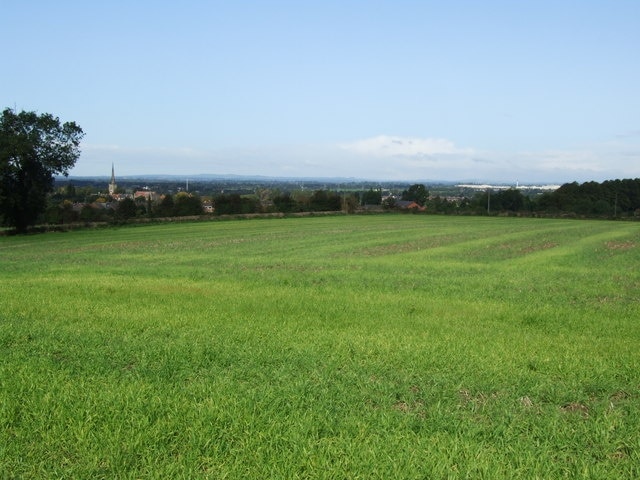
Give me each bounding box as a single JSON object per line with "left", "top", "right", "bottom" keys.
{"left": 1, "top": 215, "right": 639, "bottom": 478}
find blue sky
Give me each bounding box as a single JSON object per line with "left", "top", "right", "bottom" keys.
{"left": 3, "top": 1, "right": 639, "bottom": 182}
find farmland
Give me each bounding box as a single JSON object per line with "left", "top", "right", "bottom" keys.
{"left": 1, "top": 215, "right": 639, "bottom": 478}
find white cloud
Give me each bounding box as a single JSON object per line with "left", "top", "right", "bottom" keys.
{"left": 339, "top": 135, "right": 474, "bottom": 158}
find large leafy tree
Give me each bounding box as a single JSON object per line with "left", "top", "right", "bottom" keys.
{"left": 0, "top": 108, "right": 84, "bottom": 233}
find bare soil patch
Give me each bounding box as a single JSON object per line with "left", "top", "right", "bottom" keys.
{"left": 605, "top": 241, "right": 636, "bottom": 251}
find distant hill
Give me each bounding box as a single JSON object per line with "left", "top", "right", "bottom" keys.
{"left": 64, "top": 173, "right": 370, "bottom": 183}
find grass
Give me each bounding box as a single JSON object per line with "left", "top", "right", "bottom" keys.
{"left": 1, "top": 215, "right": 639, "bottom": 478}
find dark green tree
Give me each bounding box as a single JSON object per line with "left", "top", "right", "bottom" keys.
{"left": 496, "top": 188, "right": 525, "bottom": 212}
{"left": 309, "top": 190, "right": 341, "bottom": 211}
{"left": 0, "top": 108, "right": 84, "bottom": 232}
{"left": 64, "top": 183, "right": 76, "bottom": 198}
{"left": 382, "top": 196, "right": 397, "bottom": 210}
{"left": 471, "top": 191, "right": 492, "bottom": 215}
{"left": 401, "top": 184, "right": 429, "bottom": 206}
{"left": 361, "top": 188, "right": 382, "bottom": 205}
{"left": 154, "top": 194, "right": 175, "bottom": 217}
{"left": 115, "top": 198, "right": 137, "bottom": 221}
{"left": 342, "top": 194, "right": 358, "bottom": 213}
{"left": 273, "top": 192, "right": 298, "bottom": 212}
{"left": 428, "top": 195, "right": 457, "bottom": 214}
{"left": 213, "top": 193, "right": 241, "bottom": 215}
{"left": 174, "top": 192, "right": 204, "bottom": 216}
{"left": 309, "top": 190, "right": 329, "bottom": 211}
{"left": 79, "top": 204, "right": 102, "bottom": 222}
{"left": 213, "top": 193, "right": 258, "bottom": 215}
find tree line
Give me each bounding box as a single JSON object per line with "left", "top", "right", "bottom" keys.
{"left": 12, "top": 175, "right": 640, "bottom": 232}
{"left": 464, "top": 180, "right": 640, "bottom": 217}
{"left": 535, "top": 180, "right": 640, "bottom": 216}
{"left": 2, "top": 108, "right": 639, "bottom": 233}
{"left": 210, "top": 180, "right": 640, "bottom": 217}
{"left": 360, "top": 180, "right": 640, "bottom": 217}
{"left": 46, "top": 189, "right": 354, "bottom": 224}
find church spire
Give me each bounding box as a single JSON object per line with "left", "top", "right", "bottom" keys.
{"left": 108, "top": 163, "right": 117, "bottom": 195}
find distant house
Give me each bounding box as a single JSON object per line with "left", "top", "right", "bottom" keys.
{"left": 395, "top": 200, "right": 425, "bottom": 211}
{"left": 110, "top": 193, "right": 132, "bottom": 201}
{"left": 134, "top": 191, "right": 158, "bottom": 202}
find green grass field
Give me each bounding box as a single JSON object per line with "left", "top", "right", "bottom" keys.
{"left": 1, "top": 215, "right": 639, "bottom": 478}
